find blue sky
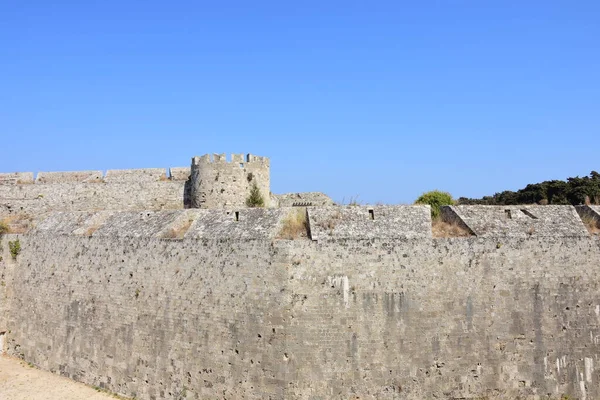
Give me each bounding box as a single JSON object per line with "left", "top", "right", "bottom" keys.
{"left": 1, "top": 1, "right": 598, "bottom": 204}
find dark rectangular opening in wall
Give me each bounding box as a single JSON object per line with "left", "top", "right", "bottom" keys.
{"left": 0, "top": 331, "right": 5, "bottom": 354}
{"left": 505, "top": 209, "right": 512, "bottom": 219}
{"left": 368, "top": 209, "right": 374, "bottom": 220}
{"left": 235, "top": 211, "right": 239, "bottom": 222}
{"left": 521, "top": 209, "right": 538, "bottom": 219}
{"left": 239, "top": 163, "right": 244, "bottom": 168}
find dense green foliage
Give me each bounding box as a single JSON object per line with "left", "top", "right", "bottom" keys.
{"left": 9, "top": 239, "right": 21, "bottom": 260}
{"left": 414, "top": 190, "right": 454, "bottom": 219}
{"left": 458, "top": 171, "right": 600, "bottom": 206}
{"left": 245, "top": 182, "right": 265, "bottom": 208}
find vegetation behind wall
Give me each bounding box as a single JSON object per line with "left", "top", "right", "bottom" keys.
{"left": 458, "top": 171, "right": 600, "bottom": 206}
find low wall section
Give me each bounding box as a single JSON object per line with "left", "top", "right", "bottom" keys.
{"left": 0, "top": 167, "right": 333, "bottom": 217}
{"left": 1, "top": 206, "right": 600, "bottom": 399}
{"left": 443, "top": 205, "right": 588, "bottom": 238}
{"left": 0, "top": 168, "right": 191, "bottom": 216}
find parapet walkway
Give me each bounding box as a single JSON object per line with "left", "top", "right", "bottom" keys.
{"left": 0, "top": 355, "right": 123, "bottom": 400}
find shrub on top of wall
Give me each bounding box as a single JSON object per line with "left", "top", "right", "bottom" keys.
{"left": 414, "top": 190, "right": 454, "bottom": 219}
{"left": 0, "top": 221, "right": 8, "bottom": 235}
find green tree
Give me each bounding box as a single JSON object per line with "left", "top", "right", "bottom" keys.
{"left": 414, "top": 190, "right": 454, "bottom": 219}
{"left": 246, "top": 182, "right": 265, "bottom": 208}
{"left": 456, "top": 171, "right": 600, "bottom": 206}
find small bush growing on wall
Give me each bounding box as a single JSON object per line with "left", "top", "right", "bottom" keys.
{"left": 278, "top": 208, "right": 309, "bottom": 239}
{"left": 246, "top": 182, "right": 265, "bottom": 208}
{"left": 9, "top": 239, "right": 20, "bottom": 260}
{"left": 414, "top": 190, "right": 454, "bottom": 219}
{"left": 0, "top": 221, "right": 8, "bottom": 235}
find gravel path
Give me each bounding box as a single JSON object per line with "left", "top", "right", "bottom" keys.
{"left": 0, "top": 355, "right": 120, "bottom": 400}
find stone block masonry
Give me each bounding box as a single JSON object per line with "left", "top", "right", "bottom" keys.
{"left": 0, "top": 234, "right": 288, "bottom": 399}
{"left": 1, "top": 206, "right": 600, "bottom": 399}
{"left": 0, "top": 172, "right": 34, "bottom": 185}
{"left": 104, "top": 168, "right": 168, "bottom": 183}
{"left": 307, "top": 205, "right": 432, "bottom": 240}
{"left": 36, "top": 170, "right": 103, "bottom": 183}
{"left": 168, "top": 167, "right": 191, "bottom": 181}
{"left": 0, "top": 169, "right": 188, "bottom": 217}
{"left": 28, "top": 208, "right": 291, "bottom": 240}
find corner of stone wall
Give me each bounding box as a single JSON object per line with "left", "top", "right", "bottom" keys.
{"left": 439, "top": 206, "right": 477, "bottom": 236}
{"left": 575, "top": 205, "right": 600, "bottom": 220}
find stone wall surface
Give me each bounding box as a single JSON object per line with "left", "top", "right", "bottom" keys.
{"left": 0, "top": 180, "right": 187, "bottom": 217}
{"left": 0, "top": 172, "right": 34, "bottom": 185}
{"left": 28, "top": 209, "right": 291, "bottom": 240}
{"left": 92, "top": 211, "right": 187, "bottom": 238}
{"left": 2, "top": 207, "right": 600, "bottom": 399}
{"left": 444, "top": 205, "right": 588, "bottom": 238}
{"left": 168, "top": 167, "right": 191, "bottom": 181}
{"left": 36, "top": 171, "right": 104, "bottom": 183}
{"left": 308, "top": 205, "right": 432, "bottom": 241}
{"left": 2, "top": 234, "right": 289, "bottom": 399}
{"left": 104, "top": 168, "right": 168, "bottom": 183}
{"left": 282, "top": 236, "right": 600, "bottom": 399}
{"left": 30, "top": 211, "right": 112, "bottom": 236}
{"left": 186, "top": 208, "right": 288, "bottom": 239}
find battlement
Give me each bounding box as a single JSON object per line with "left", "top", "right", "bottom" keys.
{"left": 0, "top": 166, "right": 194, "bottom": 185}
{"left": 19, "top": 205, "right": 598, "bottom": 240}
{"left": 30, "top": 208, "right": 290, "bottom": 239}
{"left": 191, "top": 153, "right": 270, "bottom": 166}
{"left": 308, "top": 205, "right": 432, "bottom": 240}
{"left": 0, "top": 168, "right": 188, "bottom": 217}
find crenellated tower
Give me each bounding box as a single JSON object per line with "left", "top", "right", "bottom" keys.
{"left": 189, "top": 153, "right": 270, "bottom": 209}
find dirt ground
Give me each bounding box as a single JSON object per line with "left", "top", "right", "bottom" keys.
{"left": 0, "top": 355, "right": 120, "bottom": 400}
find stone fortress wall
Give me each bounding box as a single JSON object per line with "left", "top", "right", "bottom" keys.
{"left": 0, "top": 154, "right": 333, "bottom": 220}
{"left": 1, "top": 154, "right": 600, "bottom": 399}
{"left": 0, "top": 204, "right": 599, "bottom": 399}
{"left": 0, "top": 167, "right": 190, "bottom": 217}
